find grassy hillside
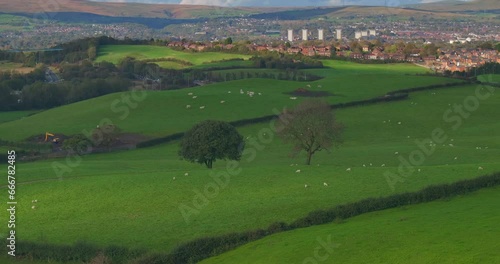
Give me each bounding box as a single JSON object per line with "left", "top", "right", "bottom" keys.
{"left": 413, "top": 0, "right": 500, "bottom": 12}
{"left": 0, "top": 0, "right": 275, "bottom": 19}
{"left": 95, "top": 45, "right": 252, "bottom": 67}
{"left": 0, "top": 61, "right": 454, "bottom": 142}
{"left": 3, "top": 83, "right": 499, "bottom": 254}
{"left": 201, "top": 186, "right": 500, "bottom": 264}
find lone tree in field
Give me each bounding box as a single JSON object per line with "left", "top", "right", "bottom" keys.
{"left": 179, "top": 120, "right": 244, "bottom": 169}
{"left": 277, "top": 99, "right": 343, "bottom": 165}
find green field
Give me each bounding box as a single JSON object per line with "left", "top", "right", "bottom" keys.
{"left": 0, "top": 110, "right": 38, "bottom": 125}
{"left": 0, "top": 61, "right": 455, "bottom": 142}
{"left": 201, "top": 186, "right": 500, "bottom": 264}
{"left": 0, "top": 60, "right": 498, "bottom": 263}
{"left": 478, "top": 74, "right": 500, "bottom": 83}
{"left": 95, "top": 45, "right": 252, "bottom": 68}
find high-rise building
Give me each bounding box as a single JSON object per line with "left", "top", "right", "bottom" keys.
{"left": 302, "top": 29, "right": 308, "bottom": 41}
{"left": 361, "top": 31, "right": 368, "bottom": 37}
{"left": 355, "top": 31, "right": 362, "bottom": 39}
{"left": 369, "top": 29, "right": 376, "bottom": 36}
{"left": 336, "top": 29, "right": 342, "bottom": 40}
{"left": 288, "top": 29, "right": 294, "bottom": 42}
{"left": 318, "top": 29, "right": 324, "bottom": 40}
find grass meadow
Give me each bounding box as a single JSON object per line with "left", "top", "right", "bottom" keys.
{"left": 95, "top": 45, "right": 252, "bottom": 67}
{"left": 0, "top": 57, "right": 498, "bottom": 262}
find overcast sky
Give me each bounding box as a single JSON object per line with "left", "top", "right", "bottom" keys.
{"left": 91, "top": 0, "right": 472, "bottom": 7}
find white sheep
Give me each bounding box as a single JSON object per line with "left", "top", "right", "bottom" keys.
{"left": 184, "top": 172, "right": 189, "bottom": 176}
{"left": 478, "top": 166, "right": 483, "bottom": 170}
{"left": 173, "top": 177, "right": 176, "bottom": 180}
{"left": 306, "top": 84, "right": 311, "bottom": 88}
{"left": 395, "top": 152, "right": 399, "bottom": 155}
{"left": 398, "top": 122, "right": 402, "bottom": 125}
{"left": 290, "top": 97, "right": 297, "bottom": 100}
{"left": 228, "top": 91, "right": 232, "bottom": 94}
{"left": 186, "top": 105, "right": 191, "bottom": 109}
{"left": 304, "top": 184, "right": 308, "bottom": 188}
{"left": 346, "top": 168, "right": 351, "bottom": 172}
{"left": 192, "top": 96, "right": 197, "bottom": 99}
{"left": 381, "top": 164, "right": 386, "bottom": 167}
{"left": 363, "top": 164, "right": 366, "bottom": 167}
{"left": 323, "top": 182, "right": 328, "bottom": 186}
{"left": 318, "top": 85, "right": 322, "bottom": 88}
{"left": 296, "top": 169, "right": 301, "bottom": 173}
{"left": 258, "top": 93, "right": 262, "bottom": 96}
{"left": 240, "top": 89, "right": 244, "bottom": 94}
{"left": 31, "top": 206, "right": 36, "bottom": 209}
{"left": 418, "top": 169, "right": 421, "bottom": 172}
{"left": 200, "top": 106, "right": 205, "bottom": 110}
{"left": 454, "top": 157, "right": 458, "bottom": 160}
{"left": 188, "top": 92, "right": 193, "bottom": 96}
{"left": 449, "top": 144, "right": 454, "bottom": 147}
{"left": 220, "top": 100, "right": 225, "bottom": 104}
{"left": 370, "top": 163, "right": 373, "bottom": 166}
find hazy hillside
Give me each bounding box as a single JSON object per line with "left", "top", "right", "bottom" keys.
{"left": 412, "top": 0, "right": 500, "bottom": 12}
{"left": 0, "top": 0, "right": 497, "bottom": 19}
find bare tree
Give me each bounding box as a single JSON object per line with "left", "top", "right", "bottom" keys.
{"left": 276, "top": 99, "right": 343, "bottom": 165}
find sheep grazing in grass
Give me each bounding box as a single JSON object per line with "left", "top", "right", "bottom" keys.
{"left": 449, "top": 144, "right": 454, "bottom": 147}
{"left": 398, "top": 122, "right": 402, "bottom": 125}
{"left": 296, "top": 169, "right": 301, "bottom": 173}
{"left": 290, "top": 97, "right": 297, "bottom": 100}
{"left": 305, "top": 184, "right": 308, "bottom": 188}
{"left": 363, "top": 164, "right": 366, "bottom": 167}
{"left": 323, "top": 182, "right": 328, "bottom": 187}
{"left": 188, "top": 92, "right": 193, "bottom": 96}
{"left": 478, "top": 166, "right": 484, "bottom": 170}
{"left": 32, "top": 200, "right": 37, "bottom": 203}
{"left": 192, "top": 96, "right": 197, "bottom": 99}
{"left": 383, "top": 121, "right": 386, "bottom": 123}
{"left": 173, "top": 177, "right": 176, "bottom": 180}
{"left": 290, "top": 164, "right": 294, "bottom": 166}
{"left": 381, "top": 164, "right": 386, "bottom": 167}
{"left": 418, "top": 169, "right": 421, "bottom": 172}
{"left": 306, "top": 84, "right": 311, "bottom": 88}
{"left": 184, "top": 172, "right": 189, "bottom": 176}
{"left": 258, "top": 93, "right": 262, "bottom": 96}
{"left": 346, "top": 168, "right": 351, "bottom": 172}
{"left": 199, "top": 106, "right": 205, "bottom": 110}
{"left": 228, "top": 91, "right": 231, "bottom": 94}
{"left": 32, "top": 206, "right": 36, "bottom": 209}
{"left": 186, "top": 105, "right": 191, "bottom": 109}
{"left": 240, "top": 89, "right": 244, "bottom": 94}
{"left": 454, "top": 157, "right": 458, "bottom": 160}
{"left": 220, "top": 100, "right": 225, "bottom": 104}
{"left": 370, "top": 163, "right": 373, "bottom": 166}
{"left": 395, "top": 152, "right": 399, "bottom": 155}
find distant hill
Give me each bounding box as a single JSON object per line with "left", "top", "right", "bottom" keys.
{"left": 0, "top": 0, "right": 277, "bottom": 18}
{"left": 0, "top": 0, "right": 497, "bottom": 20}
{"left": 411, "top": 0, "right": 500, "bottom": 12}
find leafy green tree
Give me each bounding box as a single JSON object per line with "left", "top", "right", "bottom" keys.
{"left": 224, "top": 37, "right": 233, "bottom": 45}
{"left": 179, "top": 120, "right": 244, "bottom": 168}
{"left": 276, "top": 99, "right": 343, "bottom": 165}
{"left": 62, "top": 134, "right": 91, "bottom": 154}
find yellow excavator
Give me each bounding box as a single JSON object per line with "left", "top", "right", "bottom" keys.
{"left": 45, "top": 132, "right": 59, "bottom": 143}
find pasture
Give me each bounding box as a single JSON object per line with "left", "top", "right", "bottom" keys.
{"left": 201, "top": 186, "right": 500, "bottom": 264}
{"left": 95, "top": 45, "right": 252, "bottom": 67}
{"left": 0, "top": 61, "right": 456, "bottom": 142}
{"left": 0, "top": 60, "right": 498, "bottom": 262}
{"left": 478, "top": 74, "right": 500, "bottom": 83}
{"left": 4, "top": 84, "right": 500, "bottom": 254}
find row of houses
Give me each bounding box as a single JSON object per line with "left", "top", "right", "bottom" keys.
{"left": 429, "top": 49, "right": 500, "bottom": 72}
